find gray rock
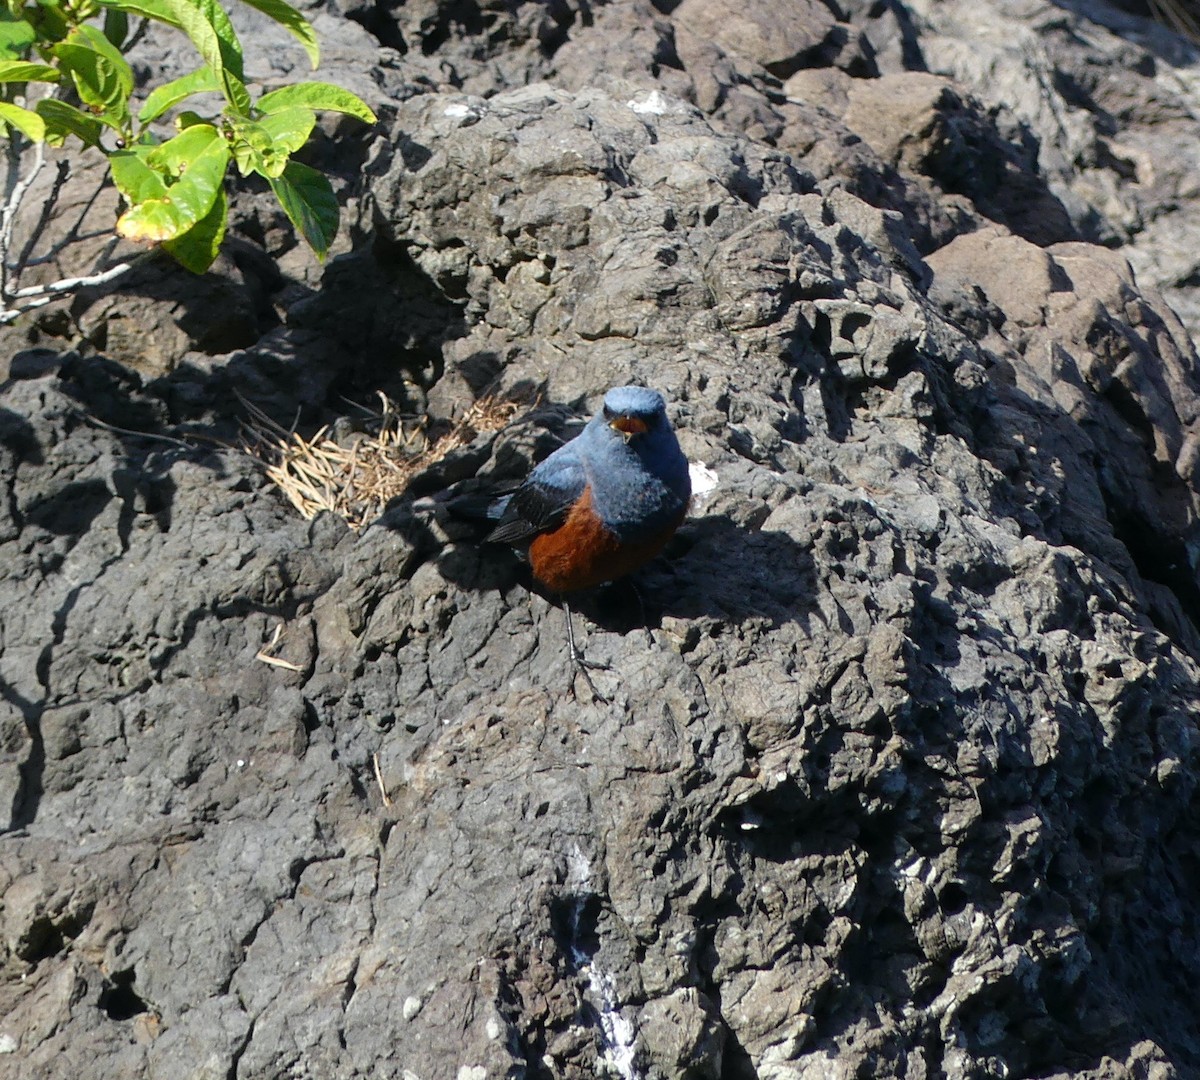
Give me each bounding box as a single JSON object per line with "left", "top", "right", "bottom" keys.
{"left": 3, "top": 3, "right": 1200, "bottom": 1080}
{"left": 844, "top": 0, "right": 1200, "bottom": 340}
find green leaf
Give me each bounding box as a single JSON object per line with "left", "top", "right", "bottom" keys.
{"left": 258, "top": 105, "right": 315, "bottom": 156}
{"left": 98, "top": 0, "right": 242, "bottom": 73}
{"left": 109, "top": 146, "right": 168, "bottom": 203}
{"left": 189, "top": 0, "right": 244, "bottom": 77}
{"left": 52, "top": 42, "right": 120, "bottom": 108}
{"left": 26, "top": 1, "right": 69, "bottom": 41}
{"left": 184, "top": 0, "right": 250, "bottom": 112}
{"left": 0, "top": 99, "right": 45, "bottom": 140}
{"left": 0, "top": 59, "right": 59, "bottom": 82}
{"left": 138, "top": 65, "right": 221, "bottom": 123}
{"left": 51, "top": 32, "right": 134, "bottom": 133}
{"left": 170, "top": 0, "right": 245, "bottom": 85}
{"left": 145, "top": 119, "right": 222, "bottom": 173}
{"left": 226, "top": 113, "right": 274, "bottom": 174}
{"left": 231, "top": 144, "right": 260, "bottom": 176}
{"left": 236, "top": 0, "right": 317, "bottom": 68}
{"left": 164, "top": 182, "right": 227, "bottom": 271}
{"left": 36, "top": 97, "right": 105, "bottom": 147}
{"left": 104, "top": 7, "right": 129, "bottom": 49}
{"left": 97, "top": 0, "right": 248, "bottom": 112}
{"left": 97, "top": 0, "right": 185, "bottom": 32}
{"left": 268, "top": 159, "right": 337, "bottom": 259}
{"left": 257, "top": 81, "right": 375, "bottom": 124}
{"left": 220, "top": 66, "right": 251, "bottom": 116}
{"left": 117, "top": 123, "right": 231, "bottom": 241}
{"left": 0, "top": 14, "right": 37, "bottom": 60}
{"left": 230, "top": 133, "right": 266, "bottom": 175}
{"left": 70, "top": 24, "right": 135, "bottom": 98}
{"left": 170, "top": 10, "right": 225, "bottom": 80}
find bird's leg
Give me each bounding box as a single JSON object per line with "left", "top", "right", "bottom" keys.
{"left": 626, "top": 578, "right": 655, "bottom": 648}
{"left": 563, "top": 600, "right": 610, "bottom": 671}
{"left": 563, "top": 598, "right": 610, "bottom": 703}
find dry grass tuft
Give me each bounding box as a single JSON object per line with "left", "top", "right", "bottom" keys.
{"left": 241, "top": 392, "right": 523, "bottom": 530}
{"left": 1147, "top": 0, "right": 1200, "bottom": 39}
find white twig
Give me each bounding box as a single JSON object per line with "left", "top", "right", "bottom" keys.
{"left": 0, "top": 259, "right": 140, "bottom": 324}
{"left": 1, "top": 138, "right": 46, "bottom": 301}
{"left": 1, "top": 140, "right": 44, "bottom": 253}
{"left": 0, "top": 90, "right": 145, "bottom": 325}
{"left": 9, "top": 259, "right": 137, "bottom": 299}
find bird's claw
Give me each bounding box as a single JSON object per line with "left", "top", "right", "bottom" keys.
{"left": 569, "top": 661, "right": 611, "bottom": 705}
{"left": 564, "top": 600, "right": 611, "bottom": 703}
{"left": 570, "top": 652, "right": 611, "bottom": 673}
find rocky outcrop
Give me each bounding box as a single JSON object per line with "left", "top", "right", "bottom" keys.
{"left": 2, "top": 2, "right": 1200, "bottom": 1079}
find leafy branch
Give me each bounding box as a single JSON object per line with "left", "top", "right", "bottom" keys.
{"left": 0, "top": 0, "right": 376, "bottom": 321}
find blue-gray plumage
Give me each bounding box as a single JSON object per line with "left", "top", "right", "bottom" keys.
{"left": 486, "top": 386, "right": 691, "bottom": 592}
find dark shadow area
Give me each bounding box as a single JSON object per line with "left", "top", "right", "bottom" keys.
{"left": 23, "top": 479, "right": 112, "bottom": 537}
{"left": 98, "top": 969, "right": 149, "bottom": 1021}
{"left": 601, "top": 518, "right": 817, "bottom": 631}
{"left": 418, "top": 0, "right": 486, "bottom": 56}
{"left": 2, "top": 224, "right": 482, "bottom": 509}
{"left": 342, "top": 2, "right": 408, "bottom": 54}
{"left": 416, "top": 496, "right": 818, "bottom": 637}
{"left": 1051, "top": 0, "right": 1200, "bottom": 64}
{"left": 862, "top": 0, "right": 928, "bottom": 72}
{"left": 0, "top": 400, "right": 42, "bottom": 478}
{"left": 1107, "top": 498, "right": 1200, "bottom": 644}
{"left": 1, "top": 676, "right": 44, "bottom": 834}
{"left": 971, "top": 379, "right": 1200, "bottom": 661}
{"left": 342, "top": 0, "right": 581, "bottom": 68}
{"left": 6, "top": 893, "right": 94, "bottom": 963}
{"left": 74, "top": 252, "right": 275, "bottom": 360}
{"left": 550, "top": 891, "right": 602, "bottom": 973}
{"left": 716, "top": 1034, "right": 759, "bottom": 1080}
{"left": 919, "top": 95, "right": 1077, "bottom": 249}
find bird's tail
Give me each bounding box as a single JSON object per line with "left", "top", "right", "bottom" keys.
{"left": 443, "top": 491, "right": 511, "bottom": 524}
{"left": 411, "top": 481, "right": 517, "bottom": 533}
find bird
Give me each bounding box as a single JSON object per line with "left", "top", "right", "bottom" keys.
{"left": 484, "top": 385, "right": 691, "bottom": 699}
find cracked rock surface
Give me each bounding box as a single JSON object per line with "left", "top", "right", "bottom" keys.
{"left": 3, "top": 2, "right": 1200, "bottom": 1079}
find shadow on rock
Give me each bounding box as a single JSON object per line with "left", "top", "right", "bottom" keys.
{"left": 407, "top": 486, "right": 817, "bottom": 638}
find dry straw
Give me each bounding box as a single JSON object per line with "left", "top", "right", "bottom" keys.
{"left": 241, "top": 391, "right": 521, "bottom": 531}
{"left": 1148, "top": 0, "right": 1200, "bottom": 40}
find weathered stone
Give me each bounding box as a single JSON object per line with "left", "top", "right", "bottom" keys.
{"left": 3, "top": 2, "right": 1200, "bottom": 1079}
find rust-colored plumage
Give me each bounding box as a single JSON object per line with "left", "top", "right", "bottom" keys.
{"left": 528, "top": 486, "right": 686, "bottom": 593}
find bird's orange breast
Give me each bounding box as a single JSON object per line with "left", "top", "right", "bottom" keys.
{"left": 528, "top": 486, "right": 685, "bottom": 593}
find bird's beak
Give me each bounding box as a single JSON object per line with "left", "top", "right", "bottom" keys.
{"left": 610, "top": 415, "right": 648, "bottom": 442}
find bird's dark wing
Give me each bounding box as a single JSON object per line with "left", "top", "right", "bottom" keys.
{"left": 434, "top": 477, "right": 524, "bottom": 526}
{"left": 484, "top": 458, "right": 586, "bottom": 545}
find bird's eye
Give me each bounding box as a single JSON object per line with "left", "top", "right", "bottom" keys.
{"left": 602, "top": 405, "right": 614, "bottom": 420}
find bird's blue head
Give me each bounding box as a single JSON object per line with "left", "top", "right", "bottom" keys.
{"left": 600, "top": 386, "right": 668, "bottom": 439}
{"left": 586, "top": 384, "right": 690, "bottom": 531}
